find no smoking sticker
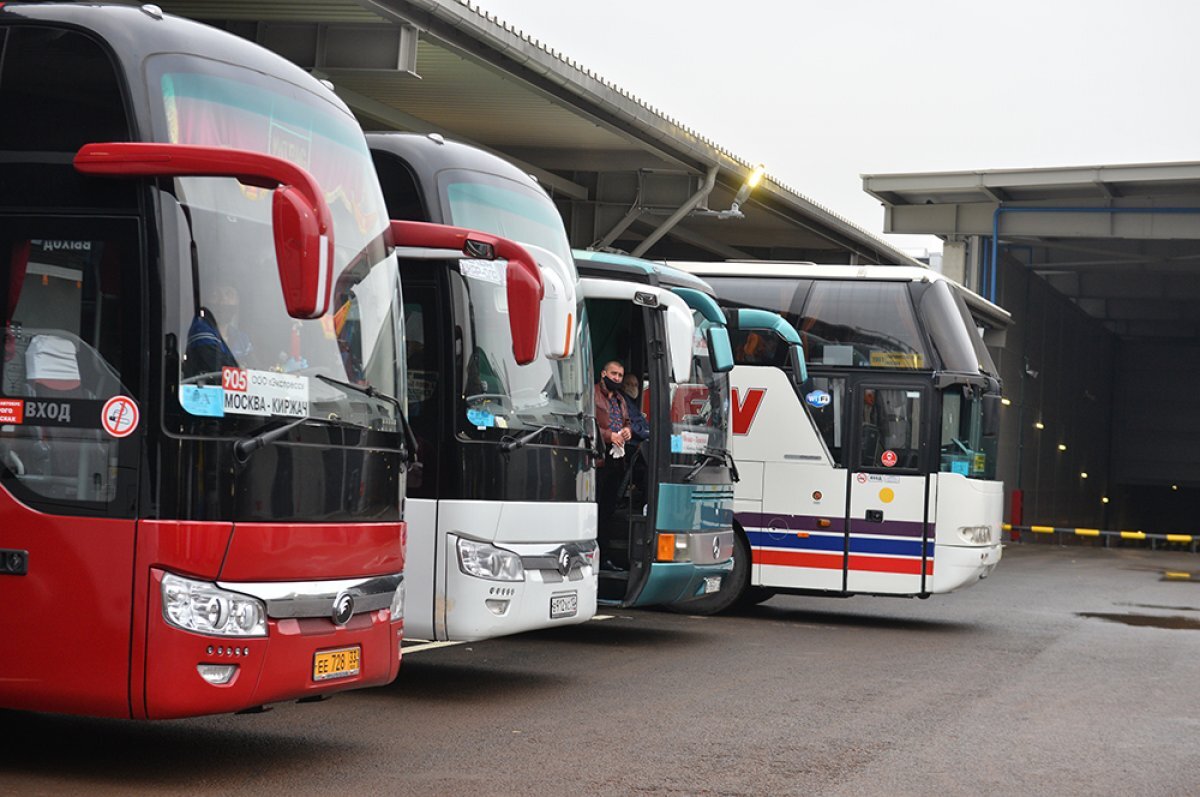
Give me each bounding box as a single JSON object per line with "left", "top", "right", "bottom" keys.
{"left": 881, "top": 449, "right": 898, "bottom": 468}
{"left": 101, "top": 395, "right": 139, "bottom": 438}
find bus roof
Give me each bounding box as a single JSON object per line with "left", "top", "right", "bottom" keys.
{"left": 669, "top": 260, "right": 1012, "bottom": 328}
{"left": 0, "top": 3, "right": 357, "bottom": 128}
{"left": 573, "top": 250, "right": 714, "bottom": 294}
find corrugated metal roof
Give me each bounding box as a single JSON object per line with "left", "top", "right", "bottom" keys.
{"left": 157, "top": 0, "right": 919, "bottom": 265}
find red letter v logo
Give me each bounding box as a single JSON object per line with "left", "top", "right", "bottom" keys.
{"left": 731, "top": 388, "right": 766, "bottom": 436}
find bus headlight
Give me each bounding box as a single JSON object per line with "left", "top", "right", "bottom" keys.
{"left": 457, "top": 539, "right": 525, "bottom": 582}
{"left": 389, "top": 579, "right": 405, "bottom": 621}
{"left": 656, "top": 533, "right": 692, "bottom": 563}
{"left": 161, "top": 573, "right": 267, "bottom": 637}
{"left": 958, "top": 525, "right": 993, "bottom": 545}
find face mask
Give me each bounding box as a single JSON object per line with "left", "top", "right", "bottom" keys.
{"left": 602, "top": 376, "right": 622, "bottom": 393}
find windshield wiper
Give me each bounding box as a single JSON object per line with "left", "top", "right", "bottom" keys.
{"left": 234, "top": 416, "right": 313, "bottom": 463}
{"left": 314, "top": 374, "right": 418, "bottom": 463}
{"left": 499, "top": 423, "right": 581, "bottom": 452}
{"left": 684, "top": 446, "right": 740, "bottom": 483}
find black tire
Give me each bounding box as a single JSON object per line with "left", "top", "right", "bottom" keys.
{"left": 666, "top": 531, "right": 751, "bottom": 615}
{"left": 742, "top": 586, "right": 777, "bottom": 606}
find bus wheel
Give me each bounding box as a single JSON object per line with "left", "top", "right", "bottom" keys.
{"left": 666, "top": 532, "right": 750, "bottom": 615}
{"left": 742, "top": 587, "right": 777, "bottom": 606}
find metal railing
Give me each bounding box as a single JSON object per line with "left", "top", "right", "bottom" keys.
{"left": 1004, "top": 524, "right": 1199, "bottom": 553}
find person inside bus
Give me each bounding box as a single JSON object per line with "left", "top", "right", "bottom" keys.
{"left": 621, "top": 372, "right": 650, "bottom": 448}
{"left": 621, "top": 372, "right": 651, "bottom": 512}
{"left": 594, "top": 360, "right": 632, "bottom": 519}
{"left": 184, "top": 284, "right": 252, "bottom": 377}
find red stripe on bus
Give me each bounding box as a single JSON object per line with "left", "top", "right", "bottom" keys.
{"left": 754, "top": 548, "right": 933, "bottom": 576}
{"left": 753, "top": 549, "right": 842, "bottom": 570}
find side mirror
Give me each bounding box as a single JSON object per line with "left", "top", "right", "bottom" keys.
{"left": 662, "top": 296, "right": 695, "bottom": 383}
{"left": 982, "top": 392, "right": 1001, "bottom": 437}
{"left": 272, "top": 185, "right": 329, "bottom": 320}
{"left": 519, "top": 244, "right": 578, "bottom": 361}
{"left": 707, "top": 325, "right": 734, "bottom": 373}
{"left": 788, "top": 344, "right": 808, "bottom": 386}
{"left": 389, "top": 220, "right": 543, "bottom": 365}
{"left": 74, "top": 142, "right": 334, "bottom": 319}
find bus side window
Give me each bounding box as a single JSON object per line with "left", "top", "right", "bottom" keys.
{"left": 730, "top": 329, "right": 788, "bottom": 368}
{"left": 807, "top": 376, "right": 845, "bottom": 467}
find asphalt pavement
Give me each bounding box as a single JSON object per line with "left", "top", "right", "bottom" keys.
{"left": 3, "top": 543, "right": 1199, "bottom": 796}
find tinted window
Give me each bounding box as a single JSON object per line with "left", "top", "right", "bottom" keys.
{"left": 859, "top": 387, "right": 922, "bottom": 471}
{"left": 803, "top": 281, "right": 928, "bottom": 369}
{"left": 0, "top": 27, "right": 128, "bottom": 151}
{"left": 920, "top": 280, "right": 982, "bottom": 374}
{"left": 707, "top": 276, "right": 811, "bottom": 332}
{"left": 1, "top": 227, "right": 138, "bottom": 510}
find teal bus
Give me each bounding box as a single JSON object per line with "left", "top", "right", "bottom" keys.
{"left": 575, "top": 250, "right": 805, "bottom": 609}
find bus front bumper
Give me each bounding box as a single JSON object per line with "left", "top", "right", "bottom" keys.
{"left": 632, "top": 560, "right": 735, "bottom": 607}
{"left": 142, "top": 569, "right": 404, "bottom": 719}
{"left": 930, "top": 542, "right": 1003, "bottom": 593}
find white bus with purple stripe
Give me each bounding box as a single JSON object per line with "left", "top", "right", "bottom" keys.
{"left": 672, "top": 262, "right": 1004, "bottom": 607}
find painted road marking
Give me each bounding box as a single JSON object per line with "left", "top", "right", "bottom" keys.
{"left": 402, "top": 615, "right": 616, "bottom": 654}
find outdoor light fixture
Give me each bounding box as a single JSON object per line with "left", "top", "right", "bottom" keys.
{"left": 1172, "top": 484, "right": 1179, "bottom": 491}
{"left": 1057, "top": 444, "right": 1067, "bottom": 452}
{"left": 1034, "top": 421, "right": 1045, "bottom": 430}
{"left": 1101, "top": 496, "right": 1110, "bottom": 504}
{"left": 692, "top": 163, "right": 767, "bottom": 220}
{"left": 1080, "top": 472, "right": 1089, "bottom": 479}
{"left": 1000, "top": 397, "right": 1012, "bottom": 406}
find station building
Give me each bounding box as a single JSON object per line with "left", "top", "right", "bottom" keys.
{"left": 156, "top": 0, "right": 1196, "bottom": 536}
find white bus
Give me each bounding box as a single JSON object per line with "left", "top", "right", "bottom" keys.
{"left": 672, "top": 263, "right": 1004, "bottom": 611}
{"left": 370, "top": 133, "right": 597, "bottom": 641}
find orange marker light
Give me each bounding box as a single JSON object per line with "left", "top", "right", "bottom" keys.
{"left": 817, "top": 518, "right": 832, "bottom": 529}
{"left": 657, "top": 533, "right": 676, "bottom": 562}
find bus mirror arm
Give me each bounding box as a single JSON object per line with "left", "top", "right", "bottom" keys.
{"left": 73, "top": 142, "right": 334, "bottom": 320}
{"left": 389, "top": 220, "right": 544, "bottom": 365}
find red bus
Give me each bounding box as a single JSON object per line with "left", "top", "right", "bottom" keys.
{"left": 0, "top": 2, "right": 503, "bottom": 719}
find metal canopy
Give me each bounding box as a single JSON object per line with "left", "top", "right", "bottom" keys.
{"left": 155, "top": 0, "right": 918, "bottom": 266}
{"left": 864, "top": 162, "right": 1200, "bottom": 340}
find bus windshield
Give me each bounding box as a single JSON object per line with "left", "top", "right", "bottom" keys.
{"left": 453, "top": 268, "right": 590, "bottom": 440}
{"left": 440, "top": 169, "right": 574, "bottom": 270}
{"left": 148, "top": 55, "right": 404, "bottom": 431}
{"left": 670, "top": 314, "right": 730, "bottom": 464}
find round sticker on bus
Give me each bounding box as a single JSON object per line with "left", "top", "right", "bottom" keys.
{"left": 881, "top": 449, "right": 898, "bottom": 468}
{"left": 101, "top": 395, "right": 139, "bottom": 438}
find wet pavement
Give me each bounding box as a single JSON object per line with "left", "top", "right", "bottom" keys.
{"left": 3, "top": 543, "right": 1199, "bottom": 796}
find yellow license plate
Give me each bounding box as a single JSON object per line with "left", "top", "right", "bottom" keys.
{"left": 313, "top": 646, "right": 360, "bottom": 682}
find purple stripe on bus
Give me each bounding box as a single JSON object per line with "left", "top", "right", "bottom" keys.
{"left": 738, "top": 512, "right": 926, "bottom": 539}
{"left": 737, "top": 512, "right": 846, "bottom": 534}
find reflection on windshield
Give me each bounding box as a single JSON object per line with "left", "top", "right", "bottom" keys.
{"left": 170, "top": 192, "right": 402, "bottom": 432}
{"left": 442, "top": 170, "right": 574, "bottom": 270}
{"left": 452, "top": 270, "right": 588, "bottom": 440}
{"left": 670, "top": 314, "right": 729, "bottom": 461}
{"left": 151, "top": 55, "right": 403, "bottom": 432}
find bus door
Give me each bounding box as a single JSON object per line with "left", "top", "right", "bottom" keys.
{"left": 844, "top": 380, "right": 931, "bottom": 594}
{"left": 399, "top": 277, "right": 445, "bottom": 638}
{"left": 0, "top": 223, "right": 143, "bottom": 715}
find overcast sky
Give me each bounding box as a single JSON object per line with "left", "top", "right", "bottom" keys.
{"left": 472, "top": 0, "right": 1200, "bottom": 254}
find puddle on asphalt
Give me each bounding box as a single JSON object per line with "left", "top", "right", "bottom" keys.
{"left": 1078, "top": 612, "right": 1200, "bottom": 630}
{"left": 1116, "top": 602, "right": 1200, "bottom": 613}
